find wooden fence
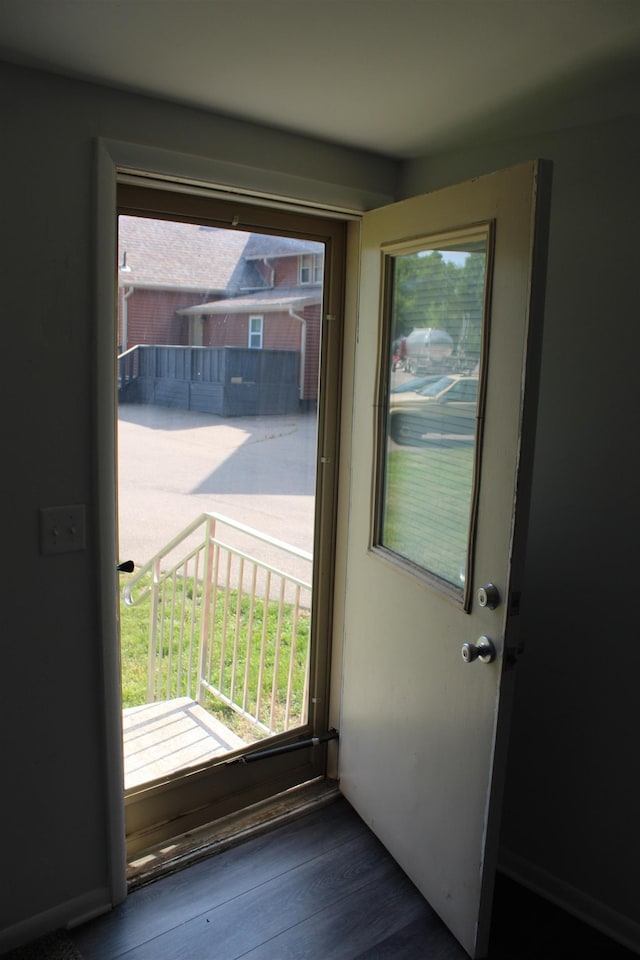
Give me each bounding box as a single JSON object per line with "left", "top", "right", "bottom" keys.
{"left": 118, "top": 344, "right": 300, "bottom": 416}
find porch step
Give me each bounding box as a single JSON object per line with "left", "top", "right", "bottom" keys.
{"left": 123, "top": 697, "right": 245, "bottom": 790}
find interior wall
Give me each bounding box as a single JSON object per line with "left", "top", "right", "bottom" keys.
{"left": 400, "top": 115, "right": 640, "bottom": 945}
{"left": 0, "top": 59, "right": 397, "bottom": 952}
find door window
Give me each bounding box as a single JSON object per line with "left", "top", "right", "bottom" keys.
{"left": 375, "top": 228, "right": 491, "bottom": 605}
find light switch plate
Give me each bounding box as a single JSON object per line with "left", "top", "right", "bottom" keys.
{"left": 40, "top": 504, "right": 86, "bottom": 555}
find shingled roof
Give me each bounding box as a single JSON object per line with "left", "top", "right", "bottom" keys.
{"left": 242, "top": 234, "right": 324, "bottom": 260}
{"left": 118, "top": 216, "right": 254, "bottom": 292}
{"left": 178, "top": 286, "right": 322, "bottom": 316}
{"left": 118, "top": 217, "right": 324, "bottom": 293}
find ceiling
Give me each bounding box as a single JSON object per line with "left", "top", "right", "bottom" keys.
{"left": 1, "top": 0, "right": 639, "bottom": 158}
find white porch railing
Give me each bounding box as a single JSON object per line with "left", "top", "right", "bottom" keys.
{"left": 122, "top": 513, "right": 312, "bottom": 737}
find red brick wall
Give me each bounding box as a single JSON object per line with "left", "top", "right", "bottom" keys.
{"left": 273, "top": 257, "right": 299, "bottom": 287}
{"left": 118, "top": 289, "right": 209, "bottom": 350}
{"left": 204, "top": 315, "right": 247, "bottom": 348}
{"left": 265, "top": 314, "right": 301, "bottom": 351}
{"left": 203, "top": 312, "right": 302, "bottom": 351}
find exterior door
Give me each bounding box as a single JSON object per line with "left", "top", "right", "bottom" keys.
{"left": 339, "top": 161, "right": 550, "bottom": 957}
{"left": 115, "top": 183, "right": 346, "bottom": 859}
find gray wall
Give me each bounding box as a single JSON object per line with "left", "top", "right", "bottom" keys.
{"left": 0, "top": 59, "right": 396, "bottom": 951}
{"left": 401, "top": 115, "right": 640, "bottom": 943}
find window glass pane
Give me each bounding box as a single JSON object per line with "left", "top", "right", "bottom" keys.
{"left": 379, "top": 230, "right": 489, "bottom": 596}
{"left": 249, "top": 315, "right": 263, "bottom": 348}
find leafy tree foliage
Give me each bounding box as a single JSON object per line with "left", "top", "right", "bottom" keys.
{"left": 391, "top": 250, "right": 486, "bottom": 365}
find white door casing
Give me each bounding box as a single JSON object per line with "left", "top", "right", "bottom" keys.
{"left": 337, "top": 161, "right": 550, "bottom": 957}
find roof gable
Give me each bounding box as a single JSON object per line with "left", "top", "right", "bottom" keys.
{"left": 118, "top": 217, "right": 252, "bottom": 291}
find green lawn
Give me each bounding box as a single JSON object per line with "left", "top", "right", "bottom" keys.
{"left": 119, "top": 573, "right": 310, "bottom": 741}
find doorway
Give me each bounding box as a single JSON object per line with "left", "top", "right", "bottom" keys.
{"left": 115, "top": 182, "right": 346, "bottom": 858}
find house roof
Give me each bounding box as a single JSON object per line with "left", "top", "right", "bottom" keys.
{"left": 118, "top": 216, "right": 253, "bottom": 292}
{"left": 178, "top": 286, "right": 322, "bottom": 316}
{"left": 243, "top": 234, "right": 324, "bottom": 260}
{"left": 118, "top": 216, "right": 323, "bottom": 292}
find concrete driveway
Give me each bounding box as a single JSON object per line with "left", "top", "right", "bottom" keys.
{"left": 117, "top": 404, "right": 318, "bottom": 573}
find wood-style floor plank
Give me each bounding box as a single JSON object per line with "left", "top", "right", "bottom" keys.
{"left": 113, "top": 832, "right": 409, "bottom": 960}
{"left": 74, "top": 800, "right": 364, "bottom": 960}
{"left": 240, "top": 866, "right": 465, "bottom": 960}
{"left": 72, "top": 796, "right": 638, "bottom": 960}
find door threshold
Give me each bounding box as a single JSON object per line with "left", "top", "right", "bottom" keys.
{"left": 126, "top": 778, "right": 341, "bottom": 890}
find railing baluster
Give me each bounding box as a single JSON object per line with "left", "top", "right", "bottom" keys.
{"left": 256, "top": 570, "right": 271, "bottom": 728}
{"left": 230, "top": 557, "right": 244, "bottom": 706}
{"left": 165, "top": 575, "right": 176, "bottom": 699}
{"left": 285, "top": 584, "right": 302, "bottom": 729}
{"left": 169, "top": 569, "right": 179, "bottom": 698}
{"left": 187, "top": 552, "right": 199, "bottom": 700}
{"left": 208, "top": 543, "right": 220, "bottom": 686}
{"left": 243, "top": 565, "right": 258, "bottom": 715}
{"left": 147, "top": 556, "right": 161, "bottom": 702}
{"left": 269, "top": 578, "right": 286, "bottom": 734}
{"left": 197, "top": 516, "right": 215, "bottom": 707}
{"left": 160, "top": 576, "right": 169, "bottom": 699}
{"left": 219, "top": 551, "right": 232, "bottom": 696}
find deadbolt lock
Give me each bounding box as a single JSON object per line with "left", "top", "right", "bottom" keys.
{"left": 461, "top": 636, "right": 496, "bottom": 664}
{"left": 477, "top": 583, "right": 500, "bottom": 610}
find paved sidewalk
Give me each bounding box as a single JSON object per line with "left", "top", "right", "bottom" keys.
{"left": 117, "top": 404, "right": 318, "bottom": 571}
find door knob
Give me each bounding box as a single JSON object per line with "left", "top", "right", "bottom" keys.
{"left": 477, "top": 583, "right": 500, "bottom": 609}
{"left": 461, "top": 636, "right": 496, "bottom": 664}
{"left": 117, "top": 560, "right": 135, "bottom": 573}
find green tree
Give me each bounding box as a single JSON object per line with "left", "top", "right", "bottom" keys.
{"left": 455, "top": 253, "right": 486, "bottom": 365}
{"left": 391, "top": 249, "right": 486, "bottom": 366}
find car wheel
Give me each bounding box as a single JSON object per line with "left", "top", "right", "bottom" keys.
{"left": 391, "top": 414, "right": 423, "bottom": 446}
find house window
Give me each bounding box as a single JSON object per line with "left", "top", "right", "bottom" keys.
{"left": 249, "top": 315, "right": 263, "bottom": 348}
{"left": 299, "top": 253, "right": 323, "bottom": 284}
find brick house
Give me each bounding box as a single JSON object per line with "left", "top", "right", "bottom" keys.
{"left": 118, "top": 217, "right": 323, "bottom": 404}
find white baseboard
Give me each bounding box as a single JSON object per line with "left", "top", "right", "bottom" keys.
{"left": 0, "top": 888, "right": 112, "bottom": 954}
{"left": 498, "top": 847, "right": 640, "bottom": 956}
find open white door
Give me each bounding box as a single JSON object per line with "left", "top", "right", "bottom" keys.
{"left": 339, "top": 161, "right": 550, "bottom": 957}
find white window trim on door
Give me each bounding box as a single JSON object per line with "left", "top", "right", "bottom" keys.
{"left": 95, "top": 138, "right": 373, "bottom": 903}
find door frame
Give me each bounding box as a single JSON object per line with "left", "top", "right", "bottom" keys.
{"left": 94, "top": 139, "right": 378, "bottom": 899}
{"left": 116, "top": 182, "right": 348, "bottom": 857}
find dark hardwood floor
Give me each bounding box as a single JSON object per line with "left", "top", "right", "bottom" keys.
{"left": 71, "top": 797, "right": 636, "bottom": 959}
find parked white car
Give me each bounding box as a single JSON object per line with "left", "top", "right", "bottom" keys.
{"left": 389, "top": 374, "right": 478, "bottom": 444}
